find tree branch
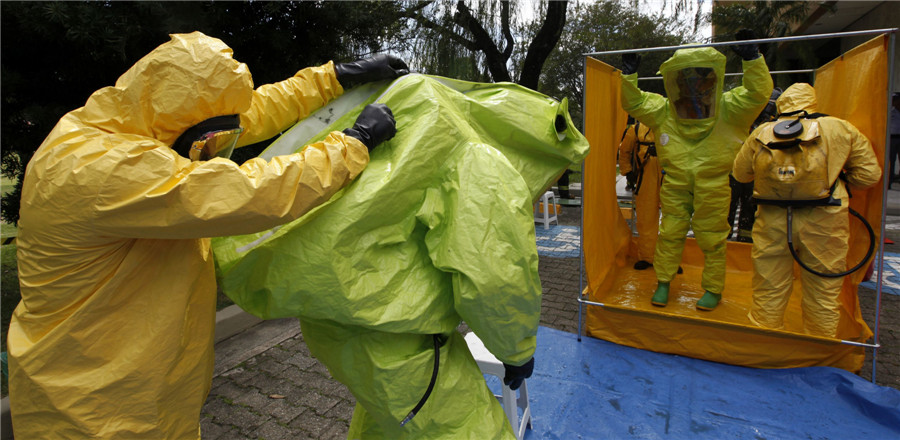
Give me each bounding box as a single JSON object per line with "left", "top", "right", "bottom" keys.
{"left": 519, "top": 0, "right": 568, "bottom": 89}
{"left": 500, "top": 1, "right": 513, "bottom": 61}
{"left": 453, "top": 1, "right": 510, "bottom": 82}
{"left": 401, "top": 1, "right": 480, "bottom": 52}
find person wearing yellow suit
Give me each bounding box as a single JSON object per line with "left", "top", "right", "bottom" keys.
{"left": 618, "top": 118, "right": 662, "bottom": 270}
{"left": 620, "top": 30, "right": 773, "bottom": 310}
{"left": 732, "top": 83, "right": 880, "bottom": 337}
{"left": 7, "top": 31, "right": 407, "bottom": 439}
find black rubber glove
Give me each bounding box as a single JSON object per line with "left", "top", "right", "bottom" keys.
{"left": 732, "top": 28, "right": 761, "bottom": 61}
{"left": 625, "top": 170, "right": 638, "bottom": 190}
{"left": 334, "top": 54, "right": 410, "bottom": 89}
{"left": 503, "top": 357, "right": 534, "bottom": 391}
{"left": 342, "top": 104, "right": 396, "bottom": 151}
{"left": 621, "top": 53, "right": 641, "bottom": 75}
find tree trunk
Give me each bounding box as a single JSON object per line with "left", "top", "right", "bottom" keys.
{"left": 453, "top": 1, "right": 513, "bottom": 82}
{"left": 519, "top": 1, "right": 567, "bottom": 90}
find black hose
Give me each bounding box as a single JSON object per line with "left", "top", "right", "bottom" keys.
{"left": 400, "top": 334, "right": 441, "bottom": 427}
{"left": 786, "top": 206, "right": 876, "bottom": 278}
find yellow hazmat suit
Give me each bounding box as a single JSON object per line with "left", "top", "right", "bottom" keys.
{"left": 618, "top": 121, "right": 661, "bottom": 266}
{"left": 7, "top": 32, "right": 370, "bottom": 438}
{"left": 732, "top": 83, "right": 880, "bottom": 337}
{"left": 621, "top": 47, "right": 772, "bottom": 306}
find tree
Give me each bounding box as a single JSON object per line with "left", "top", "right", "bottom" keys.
{"left": 400, "top": 0, "right": 567, "bottom": 90}
{"left": 538, "top": 1, "right": 697, "bottom": 128}
{"left": 0, "top": 1, "right": 408, "bottom": 224}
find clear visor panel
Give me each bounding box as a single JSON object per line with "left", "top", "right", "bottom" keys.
{"left": 672, "top": 67, "right": 716, "bottom": 120}
{"left": 189, "top": 128, "right": 243, "bottom": 161}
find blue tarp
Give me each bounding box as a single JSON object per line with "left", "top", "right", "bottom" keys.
{"left": 861, "top": 251, "right": 900, "bottom": 296}
{"left": 494, "top": 326, "right": 900, "bottom": 439}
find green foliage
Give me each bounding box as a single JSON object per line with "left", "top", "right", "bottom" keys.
{"left": 710, "top": 0, "right": 816, "bottom": 89}
{"left": 0, "top": 1, "right": 408, "bottom": 224}
{"left": 710, "top": 1, "right": 811, "bottom": 45}
{"left": 539, "top": 1, "right": 696, "bottom": 129}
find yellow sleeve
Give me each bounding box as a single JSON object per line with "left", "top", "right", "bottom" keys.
{"left": 620, "top": 73, "right": 667, "bottom": 129}
{"left": 417, "top": 146, "right": 540, "bottom": 366}
{"left": 842, "top": 121, "right": 881, "bottom": 189}
{"left": 88, "top": 131, "right": 369, "bottom": 239}
{"left": 732, "top": 130, "right": 759, "bottom": 183}
{"left": 238, "top": 62, "right": 345, "bottom": 146}
{"left": 723, "top": 56, "right": 773, "bottom": 128}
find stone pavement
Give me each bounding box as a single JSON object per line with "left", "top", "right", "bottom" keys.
{"left": 199, "top": 191, "right": 900, "bottom": 439}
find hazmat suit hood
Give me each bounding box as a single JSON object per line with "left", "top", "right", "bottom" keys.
{"left": 659, "top": 46, "right": 726, "bottom": 139}
{"left": 76, "top": 32, "right": 254, "bottom": 146}
{"left": 776, "top": 82, "right": 817, "bottom": 115}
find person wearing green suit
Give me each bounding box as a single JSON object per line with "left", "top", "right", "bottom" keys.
{"left": 620, "top": 30, "right": 772, "bottom": 310}
{"left": 216, "top": 74, "right": 590, "bottom": 438}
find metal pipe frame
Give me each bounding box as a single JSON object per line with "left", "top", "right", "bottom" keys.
{"left": 577, "top": 29, "right": 898, "bottom": 384}
{"left": 577, "top": 55, "right": 587, "bottom": 342}
{"left": 583, "top": 28, "right": 898, "bottom": 57}
{"left": 637, "top": 69, "right": 815, "bottom": 81}
{"left": 872, "top": 31, "right": 897, "bottom": 383}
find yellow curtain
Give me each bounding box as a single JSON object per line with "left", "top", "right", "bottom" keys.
{"left": 815, "top": 35, "right": 889, "bottom": 342}
{"left": 583, "top": 57, "right": 631, "bottom": 298}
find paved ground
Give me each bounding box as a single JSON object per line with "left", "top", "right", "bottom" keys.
{"left": 199, "top": 193, "right": 900, "bottom": 439}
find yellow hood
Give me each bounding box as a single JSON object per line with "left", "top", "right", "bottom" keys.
{"left": 76, "top": 32, "right": 254, "bottom": 145}
{"left": 659, "top": 46, "right": 726, "bottom": 139}
{"left": 776, "top": 82, "right": 817, "bottom": 114}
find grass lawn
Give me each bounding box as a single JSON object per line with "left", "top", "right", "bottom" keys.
{"left": 1, "top": 244, "right": 18, "bottom": 397}
{"left": 1, "top": 176, "right": 16, "bottom": 397}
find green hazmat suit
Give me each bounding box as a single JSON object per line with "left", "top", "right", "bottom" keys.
{"left": 621, "top": 47, "right": 772, "bottom": 295}
{"left": 213, "top": 74, "right": 590, "bottom": 438}
{"left": 732, "top": 83, "right": 881, "bottom": 337}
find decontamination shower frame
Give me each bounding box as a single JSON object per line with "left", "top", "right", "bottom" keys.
{"left": 576, "top": 28, "right": 898, "bottom": 383}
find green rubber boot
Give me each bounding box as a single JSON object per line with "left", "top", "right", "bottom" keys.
{"left": 696, "top": 291, "right": 722, "bottom": 311}
{"left": 651, "top": 282, "right": 670, "bottom": 307}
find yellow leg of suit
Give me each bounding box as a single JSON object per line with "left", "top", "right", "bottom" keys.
{"left": 655, "top": 172, "right": 731, "bottom": 293}
{"left": 634, "top": 157, "right": 661, "bottom": 263}
{"left": 654, "top": 175, "right": 692, "bottom": 283}
{"left": 749, "top": 204, "right": 848, "bottom": 337}
{"left": 299, "top": 319, "right": 515, "bottom": 440}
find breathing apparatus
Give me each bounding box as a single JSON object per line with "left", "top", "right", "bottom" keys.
{"left": 619, "top": 120, "right": 657, "bottom": 196}
{"left": 752, "top": 110, "right": 875, "bottom": 278}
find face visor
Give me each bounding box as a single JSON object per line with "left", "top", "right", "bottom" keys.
{"left": 172, "top": 114, "right": 242, "bottom": 161}
{"left": 189, "top": 127, "right": 243, "bottom": 161}
{"left": 670, "top": 67, "right": 717, "bottom": 120}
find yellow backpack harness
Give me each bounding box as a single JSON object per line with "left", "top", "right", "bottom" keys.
{"left": 628, "top": 121, "right": 657, "bottom": 196}
{"left": 752, "top": 110, "right": 874, "bottom": 278}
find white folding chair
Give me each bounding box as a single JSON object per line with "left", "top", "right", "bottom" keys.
{"left": 464, "top": 332, "right": 532, "bottom": 440}
{"left": 534, "top": 190, "right": 558, "bottom": 230}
